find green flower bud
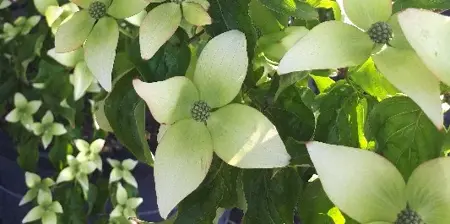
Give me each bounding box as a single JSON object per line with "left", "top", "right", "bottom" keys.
{"left": 88, "top": 1, "right": 107, "bottom": 20}
{"left": 191, "top": 101, "right": 211, "bottom": 123}
{"left": 367, "top": 21, "right": 393, "bottom": 45}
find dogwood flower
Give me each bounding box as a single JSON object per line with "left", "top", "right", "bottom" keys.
{"left": 75, "top": 139, "right": 105, "bottom": 171}
{"left": 133, "top": 30, "right": 291, "bottom": 218}
{"left": 140, "top": 0, "right": 211, "bottom": 59}
{"left": 5, "top": 93, "right": 41, "bottom": 130}
{"left": 307, "top": 141, "right": 450, "bottom": 224}
{"left": 31, "top": 111, "right": 67, "bottom": 148}
{"left": 43, "top": 3, "right": 79, "bottom": 34}
{"left": 47, "top": 48, "right": 101, "bottom": 100}
{"left": 54, "top": 0, "right": 149, "bottom": 91}
{"left": 0, "top": 16, "right": 41, "bottom": 42}
{"left": 22, "top": 194, "right": 63, "bottom": 224}
{"left": 278, "top": 0, "right": 444, "bottom": 130}
{"left": 19, "top": 172, "right": 55, "bottom": 206}
{"left": 110, "top": 183, "right": 143, "bottom": 220}
{"left": 107, "top": 158, "right": 138, "bottom": 188}
{"left": 57, "top": 155, "right": 96, "bottom": 198}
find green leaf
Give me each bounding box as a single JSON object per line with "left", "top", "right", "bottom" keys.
{"left": 17, "top": 137, "right": 40, "bottom": 172}
{"left": 267, "top": 84, "right": 315, "bottom": 142}
{"left": 207, "top": 0, "right": 257, "bottom": 59}
{"left": 349, "top": 58, "right": 399, "bottom": 101}
{"left": 258, "top": 0, "right": 318, "bottom": 20}
{"left": 393, "top": 0, "right": 450, "bottom": 12}
{"left": 314, "top": 81, "right": 368, "bottom": 148}
{"left": 366, "top": 96, "right": 444, "bottom": 179}
{"left": 175, "top": 158, "right": 239, "bottom": 224}
{"left": 243, "top": 168, "right": 302, "bottom": 224}
{"left": 104, "top": 72, "right": 154, "bottom": 166}
{"left": 249, "top": 0, "right": 282, "bottom": 35}
{"left": 55, "top": 184, "right": 86, "bottom": 224}
{"left": 299, "top": 180, "right": 344, "bottom": 223}
{"left": 48, "top": 136, "right": 73, "bottom": 170}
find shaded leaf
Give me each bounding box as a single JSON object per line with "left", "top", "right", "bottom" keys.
{"left": 366, "top": 96, "right": 444, "bottom": 179}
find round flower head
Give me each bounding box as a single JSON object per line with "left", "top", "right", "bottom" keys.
{"left": 277, "top": 0, "right": 445, "bottom": 130}
{"left": 133, "top": 30, "right": 291, "bottom": 218}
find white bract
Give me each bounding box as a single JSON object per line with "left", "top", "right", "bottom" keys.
{"left": 307, "top": 141, "right": 450, "bottom": 223}
{"left": 5, "top": 93, "right": 41, "bottom": 130}
{"left": 47, "top": 47, "right": 101, "bottom": 101}
{"left": 278, "top": 0, "right": 444, "bottom": 130}
{"left": 19, "top": 172, "right": 55, "bottom": 206}
{"left": 22, "top": 193, "right": 63, "bottom": 224}
{"left": 107, "top": 158, "right": 138, "bottom": 188}
{"left": 139, "top": 0, "right": 212, "bottom": 59}
{"left": 31, "top": 111, "right": 67, "bottom": 149}
{"left": 75, "top": 139, "right": 105, "bottom": 171}
{"left": 110, "top": 183, "right": 143, "bottom": 220}
{"left": 56, "top": 155, "right": 97, "bottom": 198}
{"left": 133, "top": 30, "right": 291, "bottom": 218}
{"left": 54, "top": 0, "right": 149, "bottom": 91}
{"left": 397, "top": 9, "right": 450, "bottom": 101}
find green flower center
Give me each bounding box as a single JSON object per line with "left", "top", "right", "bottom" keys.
{"left": 88, "top": 1, "right": 107, "bottom": 20}
{"left": 367, "top": 21, "right": 393, "bottom": 44}
{"left": 191, "top": 101, "right": 211, "bottom": 122}
{"left": 395, "top": 207, "right": 425, "bottom": 224}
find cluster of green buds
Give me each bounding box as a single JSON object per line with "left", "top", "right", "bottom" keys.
{"left": 19, "top": 172, "right": 55, "bottom": 206}
{"left": 74, "top": 139, "right": 105, "bottom": 171}
{"left": 19, "top": 173, "right": 62, "bottom": 224}
{"left": 56, "top": 155, "right": 97, "bottom": 198}
{"left": 0, "top": 16, "right": 41, "bottom": 42}
{"left": 107, "top": 158, "right": 139, "bottom": 188}
{"left": 5, "top": 93, "right": 41, "bottom": 130}
{"left": 109, "top": 183, "right": 143, "bottom": 221}
{"left": 31, "top": 111, "right": 67, "bottom": 149}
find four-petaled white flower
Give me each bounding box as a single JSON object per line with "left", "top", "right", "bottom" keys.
{"left": 5, "top": 93, "right": 42, "bottom": 130}
{"left": 31, "top": 111, "right": 67, "bottom": 149}
{"left": 307, "top": 141, "right": 450, "bottom": 224}
{"left": 133, "top": 30, "right": 291, "bottom": 218}
{"left": 22, "top": 193, "right": 63, "bottom": 224}
{"left": 110, "top": 183, "right": 143, "bottom": 220}
{"left": 54, "top": 0, "right": 149, "bottom": 91}
{"left": 19, "top": 172, "right": 55, "bottom": 206}
{"left": 107, "top": 158, "right": 138, "bottom": 188}
{"left": 140, "top": 0, "right": 212, "bottom": 59}
{"left": 278, "top": 0, "right": 445, "bottom": 130}
{"left": 56, "top": 155, "right": 97, "bottom": 198}
{"left": 75, "top": 138, "right": 105, "bottom": 171}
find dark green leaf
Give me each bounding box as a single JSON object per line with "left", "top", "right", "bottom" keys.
{"left": 268, "top": 84, "right": 315, "bottom": 142}
{"left": 249, "top": 0, "right": 282, "bottom": 35}
{"left": 298, "top": 180, "right": 339, "bottom": 224}
{"left": 207, "top": 0, "right": 258, "bottom": 59}
{"left": 366, "top": 96, "right": 444, "bottom": 179}
{"left": 175, "top": 158, "right": 240, "bottom": 224}
{"left": 258, "top": 0, "right": 319, "bottom": 20}
{"left": 314, "top": 81, "right": 368, "bottom": 148}
{"left": 55, "top": 184, "right": 87, "bottom": 224}
{"left": 17, "top": 136, "right": 40, "bottom": 172}
{"left": 393, "top": 0, "right": 450, "bottom": 12}
{"left": 104, "top": 72, "right": 154, "bottom": 166}
{"left": 243, "top": 168, "right": 302, "bottom": 224}
{"left": 48, "top": 136, "right": 73, "bottom": 170}
{"left": 90, "top": 178, "right": 110, "bottom": 215}
{"left": 87, "top": 184, "right": 98, "bottom": 215}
